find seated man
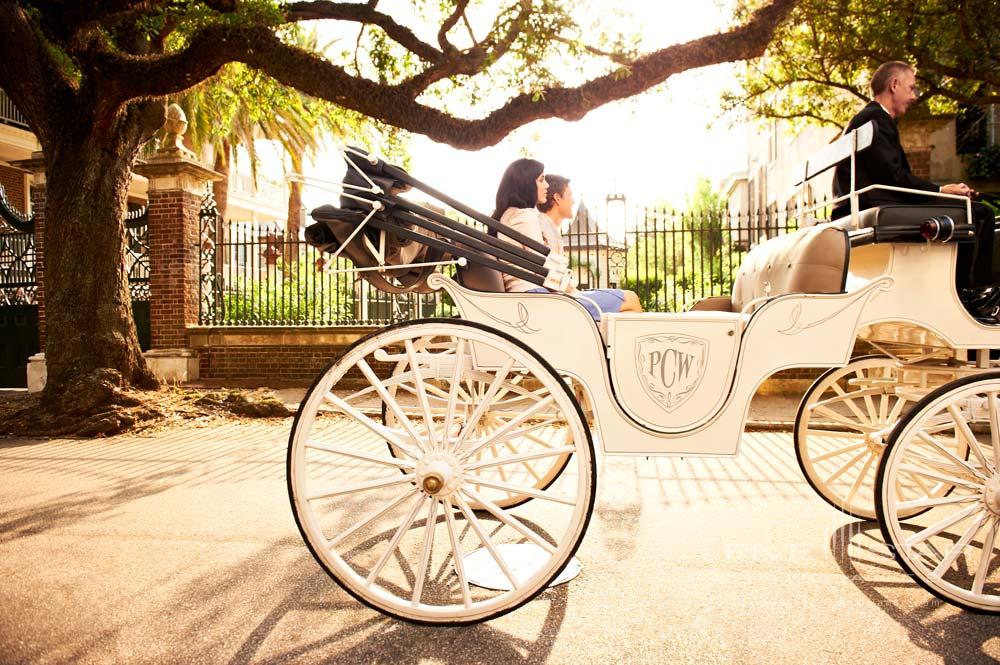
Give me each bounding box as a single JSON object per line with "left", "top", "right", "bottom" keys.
{"left": 833, "top": 61, "right": 997, "bottom": 313}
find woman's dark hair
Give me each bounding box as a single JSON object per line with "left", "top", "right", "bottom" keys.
{"left": 491, "top": 158, "right": 544, "bottom": 220}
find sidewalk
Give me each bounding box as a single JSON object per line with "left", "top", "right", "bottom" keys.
{"left": 1, "top": 421, "right": 996, "bottom": 664}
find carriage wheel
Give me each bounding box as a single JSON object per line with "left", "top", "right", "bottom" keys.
{"left": 288, "top": 319, "right": 596, "bottom": 624}
{"left": 876, "top": 372, "right": 1000, "bottom": 614}
{"left": 381, "top": 336, "right": 573, "bottom": 510}
{"left": 796, "top": 356, "right": 915, "bottom": 520}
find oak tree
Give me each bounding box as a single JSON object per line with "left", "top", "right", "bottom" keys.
{"left": 0, "top": 0, "right": 797, "bottom": 412}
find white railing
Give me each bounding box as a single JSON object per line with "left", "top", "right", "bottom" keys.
{"left": 0, "top": 89, "right": 30, "bottom": 130}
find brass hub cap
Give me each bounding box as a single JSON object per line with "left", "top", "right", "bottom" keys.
{"left": 985, "top": 476, "right": 1000, "bottom": 516}
{"left": 416, "top": 450, "right": 463, "bottom": 497}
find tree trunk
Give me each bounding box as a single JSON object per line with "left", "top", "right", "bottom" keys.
{"left": 286, "top": 150, "right": 304, "bottom": 241}
{"left": 212, "top": 143, "right": 230, "bottom": 221}
{"left": 40, "top": 116, "right": 158, "bottom": 408}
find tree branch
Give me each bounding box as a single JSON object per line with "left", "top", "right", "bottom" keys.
{"left": 85, "top": 0, "right": 798, "bottom": 150}
{"left": 0, "top": 3, "right": 78, "bottom": 147}
{"left": 283, "top": 1, "right": 443, "bottom": 63}
{"left": 437, "top": 0, "right": 470, "bottom": 52}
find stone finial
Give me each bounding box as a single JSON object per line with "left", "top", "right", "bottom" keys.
{"left": 158, "top": 103, "right": 195, "bottom": 159}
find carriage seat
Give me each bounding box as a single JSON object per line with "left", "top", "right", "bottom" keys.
{"left": 836, "top": 203, "right": 969, "bottom": 235}
{"left": 689, "top": 224, "right": 849, "bottom": 313}
{"left": 456, "top": 263, "right": 507, "bottom": 292}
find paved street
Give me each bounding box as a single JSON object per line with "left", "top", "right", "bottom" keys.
{"left": 1, "top": 421, "right": 998, "bottom": 664}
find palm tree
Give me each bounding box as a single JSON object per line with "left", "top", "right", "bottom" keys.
{"left": 173, "top": 29, "right": 384, "bottom": 238}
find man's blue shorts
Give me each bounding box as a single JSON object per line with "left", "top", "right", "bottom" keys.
{"left": 526, "top": 288, "right": 627, "bottom": 321}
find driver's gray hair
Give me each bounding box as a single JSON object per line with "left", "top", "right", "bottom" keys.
{"left": 870, "top": 61, "right": 914, "bottom": 96}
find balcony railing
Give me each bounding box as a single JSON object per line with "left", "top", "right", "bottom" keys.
{"left": 0, "top": 89, "right": 30, "bottom": 130}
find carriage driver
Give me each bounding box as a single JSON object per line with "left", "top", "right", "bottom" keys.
{"left": 832, "top": 61, "right": 999, "bottom": 320}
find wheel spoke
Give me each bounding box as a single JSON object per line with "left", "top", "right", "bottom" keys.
{"left": 468, "top": 476, "right": 577, "bottom": 505}
{"left": 404, "top": 339, "right": 438, "bottom": 450}
{"left": 824, "top": 448, "right": 870, "bottom": 485}
{"left": 451, "top": 357, "right": 517, "bottom": 453}
{"left": 355, "top": 358, "right": 426, "bottom": 452}
{"left": 462, "top": 487, "right": 557, "bottom": 554}
{"left": 812, "top": 404, "right": 878, "bottom": 432}
{"left": 366, "top": 494, "right": 428, "bottom": 586}
{"left": 322, "top": 392, "right": 415, "bottom": 454}
{"left": 856, "top": 369, "right": 879, "bottom": 424}
{"left": 808, "top": 440, "right": 866, "bottom": 463}
{"left": 845, "top": 452, "right": 877, "bottom": 504}
{"left": 897, "top": 463, "right": 983, "bottom": 491}
{"left": 972, "top": 518, "right": 999, "bottom": 595}
{"left": 308, "top": 473, "right": 417, "bottom": 501}
{"left": 411, "top": 498, "right": 439, "bottom": 607}
{"left": 915, "top": 431, "right": 989, "bottom": 481}
{"left": 329, "top": 488, "right": 416, "bottom": 548}
{"left": 441, "top": 338, "right": 467, "bottom": 453}
{"left": 896, "top": 492, "right": 982, "bottom": 513}
{"left": 503, "top": 440, "right": 547, "bottom": 483}
{"left": 990, "top": 392, "right": 1000, "bottom": 472}
{"left": 306, "top": 441, "right": 415, "bottom": 469}
{"left": 459, "top": 395, "right": 557, "bottom": 461}
{"left": 932, "top": 512, "right": 990, "bottom": 578}
{"left": 828, "top": 382, "right": 873, "bottom": 425}
{"left": 443, "top": 498, "right": 472, "bottom": 608}
{"left": 947, "top": 404, "right": 993, "bottom": 473}
{"left": 903, "top": 503, "right": 983, "bottom": 549}
{"left": 465, "top": 445, "right": 577, "bottom": 472}
{"left": 454, "top": 494, "right": 520, "bottom": 590}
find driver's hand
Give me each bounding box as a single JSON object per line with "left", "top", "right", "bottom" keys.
{"left": 941, "top": 183, "right": 974, "bottom": 197}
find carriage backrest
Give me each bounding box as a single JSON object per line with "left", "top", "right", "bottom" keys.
{"left": 690, "top": 225, "right": 849, "bottom": 312}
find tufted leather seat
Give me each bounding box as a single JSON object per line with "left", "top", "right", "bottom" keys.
{"left": 690, "top": 225, "right": 849, "bottom": 313}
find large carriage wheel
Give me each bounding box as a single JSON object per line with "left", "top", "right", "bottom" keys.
{"left": 288, "top": 319, "right": 596, "bottom": 624}
{"left": 876, "top": 372, "right": 1000, "bottom": 614}
{"left": 795, "top": 356, "right": 914, "bottom": 520}
{"left": 381, "top": 337, "right": 573, "bottom": 509}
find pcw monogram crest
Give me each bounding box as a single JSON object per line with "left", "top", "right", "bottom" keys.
{"left": 635, "top": 334, "right": 708, "bottom": 412}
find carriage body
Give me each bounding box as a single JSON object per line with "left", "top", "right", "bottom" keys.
{"left": 286, "top": 140, "right": 1000, "bottom": 624}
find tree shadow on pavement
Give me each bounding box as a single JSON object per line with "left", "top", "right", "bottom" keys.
{"left": 167, "top": 532, "right": 569, "bottom": 665}
{"left": 0, "top": 470, "right": 182, "bottom": 543}
{"left": 830, "top": 521, "right": 1000, "bottom": 665}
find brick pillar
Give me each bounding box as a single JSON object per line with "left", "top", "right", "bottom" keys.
{"left": 10, "top": 153, "right": 47, "bottom": 390}
{"left": 133, "top": 116, "right": 222, "bottom": 381}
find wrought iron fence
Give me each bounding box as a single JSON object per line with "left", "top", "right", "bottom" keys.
{"left": 623, "top": 206, "right": 804, "bottom": 311}
{"left": 198, "top": 201, "right": 451, "bottom": 326}
{"left": 197, "top": 201, "right": 825, "bottom": 326}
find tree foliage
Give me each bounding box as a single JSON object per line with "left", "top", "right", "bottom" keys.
{"left": 0, "top": 0, "right": 799, "bottom": 407}
{"left": 722, "top": 0, "right": 1000, "bottom": 129}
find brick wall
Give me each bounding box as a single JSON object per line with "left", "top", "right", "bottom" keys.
{"left": 908, "top": 148, "right": 932, "bottom": 179}
{"left": 0, "top": 165, "right": 27, "bottom": 214}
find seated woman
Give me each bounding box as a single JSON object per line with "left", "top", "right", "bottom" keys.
{"left": 492, "top": 158, "right": 643, "bottom": 320}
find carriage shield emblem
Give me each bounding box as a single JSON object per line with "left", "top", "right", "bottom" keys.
{"left": 635, "top": 334, "right": 708, "bottom": 412}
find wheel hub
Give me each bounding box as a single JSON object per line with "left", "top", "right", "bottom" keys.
{"left": 985, "top": 476, "right": 1000, "bottom": 516}
{"left": 416, "top": 450, "right": 463, "bottom": 497}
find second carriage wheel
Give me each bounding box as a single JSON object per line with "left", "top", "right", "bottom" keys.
{"left": 795, "top": 356, "right": 915, "bottom": 520}
{"left": 876, "top": 372, "right": 1000, "bottom": 614}
{"left": 288, "top": 319, "right": 596, "bottom": 625}
{"left": 380, "top": 334, "right": 573, "bottom": 509}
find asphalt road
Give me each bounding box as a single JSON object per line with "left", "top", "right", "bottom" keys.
{"left": 1, "top": 422, "right": 997, "bottom": 664}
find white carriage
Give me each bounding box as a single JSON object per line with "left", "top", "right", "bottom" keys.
{"left": 287, "top": 128, "right": 1000, "bottom": 624}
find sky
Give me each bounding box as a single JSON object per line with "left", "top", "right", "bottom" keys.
{"left": 297, "top": 1, "right": 753, "bottom": 233}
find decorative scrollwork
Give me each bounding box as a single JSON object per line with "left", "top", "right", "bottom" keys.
{"left": 199, "top": 189, "right": 222, "bottom": 324}
{"left": 125, "top": 219, "right": 150, "bottom": 301}
{"left": 0, "top": 184, "right": 34, "bottom": 233}
{"left": 0, "top": 230, "right": 36, "bottom": 305}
